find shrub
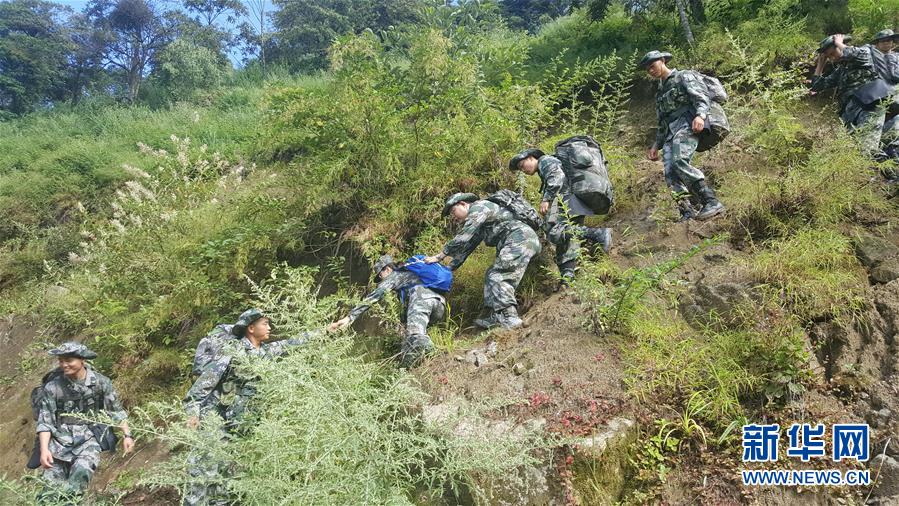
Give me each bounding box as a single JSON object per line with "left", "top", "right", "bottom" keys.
{"left": 125, "top": 266, "right": 545, "bottom": 504}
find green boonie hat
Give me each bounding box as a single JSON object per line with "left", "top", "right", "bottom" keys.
{"left": 817, "top": 34, "right": 852, "bottom": 53}
{"left": 372, "top": 255, "right": 394, "bottom": 276}
{"left": 233, "top": 308, "right": 265, "bottom": 337}
{"left": 48, "top": 342, "right": 97, "bottom": 359}
{"left": 442, "top": 192, "right": 479, "bottom": 217}
{"left": 639, "top": 50, "right": 673, "bottom": 69}
{"left": 872, "top": 29, "right": 897, "bottom": 43}
{"left": 508, "top": 148, "right": 546, "bottom": 171}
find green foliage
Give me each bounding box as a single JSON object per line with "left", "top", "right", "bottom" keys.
{"left": 155, "top": 39, "right": 228, "bottom": 102}
{"left": 0, "top": 0, "right": 70, "bottom": 114}
{"left": 270, "top": 0, "right": 425, "bottom": 71}
{"left": 573, "top": 238, "right": 713, "bottom": 335}
{"left": 847, "top": 0, "right": 899, "bottom": 36}
{"left": 124, "top": 267, "right": 544, "bottom": 504}
{"left": 750, "top": 229, "right": 866, "bottom": 323}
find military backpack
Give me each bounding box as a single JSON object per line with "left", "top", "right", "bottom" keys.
{"left": 553, "top": 136, "right": 614, "bottom": 215}
{"left": 192, "top": 324, "right": 236, "bottom": 376}
{"left": 485, "top": 190, "right": 544, "bottom": 232}
{"left": 690, "top": 71, "right": 731, "bottom": 152}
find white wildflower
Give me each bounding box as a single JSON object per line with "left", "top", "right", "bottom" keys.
{"left": 75, "top": 201, "right": 86, "bottom": 214}
{"left": 192, "top": 111, "right": 200, "bottom": 123}
{"left": 122, "top": 164, "right": 150, "bottom": 179}
{"left": 110, "top": 219, "right": 126, "bottom": 233}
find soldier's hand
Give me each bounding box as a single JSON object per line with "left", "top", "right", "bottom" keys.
{"left": 123, "top": 437, "right": 135, "bottom": 455}
{"left": 424, "top": 256, "right": 441, "bottom": 264}
{"left": 187, "top": 416, "right": 200, "bottom": 430}
{"left": 328, "top": 317, "right": 350, "bottom": 333}
{"left": 40, "top": 450, "right": 54, "bottom": 469}
{"left": 647, "top": 147, "right": 659, "bottom": 161}
{"left": 539, "top": 201, "right": 550, "bottom": 215}
{"left": 692, "top": 116, "right": 705, "bottom": 133}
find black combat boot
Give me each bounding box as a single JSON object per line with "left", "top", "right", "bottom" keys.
{"left": 556, "top": 260, "right": 577, "bottom": 292}
{"left": 676, "top": 199, "right": 697, "bottom": 222}
{"left": 580, "top": 227, "right": 613, "bottom": 253}
{"left": 690, "top": 180, "right": 726, "bottom": 221}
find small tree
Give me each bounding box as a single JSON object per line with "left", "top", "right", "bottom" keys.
{"left": 0, "top": 0, "right": 70, "bottom": 114}
{"left": 156, "top": 38, "right": 226, "bottom": 101}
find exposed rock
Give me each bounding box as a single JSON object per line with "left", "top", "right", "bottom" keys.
{"left": 465, "top": 349, "right": 489, "bottom": 367}
{"left": 575, "top": 417, "right": 637, "bottom": 458}
{"left": 679, "top": 279, "right": 755, "bottom": 329}
{"left": 872, "top": 258, "right": 899, "bottom": 284}
{"left": 869, "top": 454, "right": 899, "bottom": 500}
{"left": 512, "top": 363, "right": 526, "bottom": 375}
{"left": 854, "top": 235, "right": 899, "bottom": 269}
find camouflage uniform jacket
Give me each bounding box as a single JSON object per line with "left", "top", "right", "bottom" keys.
{"left": 36, "top": 367, "right": 127, "bottom": 462}
{"left": 654, "top": 69, "right": 712, "bottom": 148}
{"left": 442, "top": 200, "right": 531, "bottom": 270}
{"left": 183, "top": 336, "right": 305, "bottom": 420}
{"left": 347, "top": 270, "right": 444, "bottom": 324}
{"left": 811, "top": 45, "right": 880, "bottom": 109}
{"left": 537, "top": 155, "right": 569, "bottom": 203}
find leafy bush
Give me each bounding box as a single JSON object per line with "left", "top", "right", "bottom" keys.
{"left": 155, "top": 39, "right": 228, "bottom": 102}
{"left": 126, "top": 266, "right": 544, "bottom": 504}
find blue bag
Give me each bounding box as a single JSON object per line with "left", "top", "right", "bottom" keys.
{"left": 398, "top": 255, "right": 453, "bottom": 303}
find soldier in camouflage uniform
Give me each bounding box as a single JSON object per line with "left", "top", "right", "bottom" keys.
{"left": 182, "top": 309, "right": 310, "bottom": 506}
{"left": 36, "top": 342, "right": 133, "bottom": 504}
{"left": 811, "top": 34, "right": 899, "bottom": 167}
{"left": 871, "top": 30, "right": 899, "bottom": 129}
{"left": 641, "top": 50, "right": 726, "bottom": 221}
{"left": 328, "top": 255, "right": 446, "bottom": 365}
{"left": 509, "top": 148, "right": 612, "bottom": 288}
{"left": 425, "top": 192, "right": 541, "bottom": 330}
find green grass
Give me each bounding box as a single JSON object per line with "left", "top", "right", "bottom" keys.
{"left": 750, "top": 229, "right": 867, "bottom": 324}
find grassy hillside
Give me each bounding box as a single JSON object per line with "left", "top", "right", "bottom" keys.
{"left": 2, "top": 2, "right": 899, "bottom": 503}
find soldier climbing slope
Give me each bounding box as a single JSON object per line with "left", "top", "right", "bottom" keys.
{"left": 182, "top": 308, "right": 312, "bottom": 506}
{"left": 32, "top": 342, "right": 133, "bottom": 504}
{"left": 509, "top": 137, "right": 613, "bottom": 289}
{"left": 810, "top": 34, "right": 899, "bottom": 168}
{"left": 425, "top": 191, "right": 542, "bottom": 330}
{"left": 328, "top": 254, "right": 450, "bottom": 366}
{"left": 641, "top": 50, "right": 727, "bottom": 222}
{"left": 870, "top": 29, "right": 899, "bottom": 115}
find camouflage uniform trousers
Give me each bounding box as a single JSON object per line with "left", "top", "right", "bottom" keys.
{"left": 842, "top": 98, "right": 899, "bottom": 159}
{"left": 545, "top": 199, "right": 583, "bottom": 277}
{"left": 183, "top": 438, "right": 231, "bottom": 506}
{"left": 401, "top": 296, "right": 445, "bottom": 365}
{"left": 484, "top": 224, "right": 541, "bottom": 310}
{"left": 38, "top": 442, "right": 101, "bottom": 504}
{"left": 662, "top": 127, "right": 706, "bottom": 201}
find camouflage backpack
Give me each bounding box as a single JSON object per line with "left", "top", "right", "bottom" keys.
{"left": 553, "top": 135, "right": 614, "bottom": 215}
{"left": 698, "top": 73, "right": 728, "bottom": 103}
{"left": 691, "top": 71, "right": 731, "bottom": 152}
{"left": 485, "top": 190, "right": 544, "bottom": 232}
{"left": 192, "top": 324, "right": 236, "bottom": 376}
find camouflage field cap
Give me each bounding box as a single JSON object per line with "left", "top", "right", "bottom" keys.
{"left": 872, "top": 29, "right": 897, "bottom": 43}
{"left": 639, "top": 50, "right": 673, "bottom": 69}
{"left": 233, "top": 308, "right": 265, "bottom": 337}
{"left": 817, "top": 34, "right": 852, "bottom": 53}
{"left": 48, "top": 342, "right": 98, "bottom": 359}
{"left": 442, "top": 192, "right": 479, "bottom": 217}
{"left": 508, "top": 148, "right": 546, "bottom": 171}
{"left": 372, "top": 255, "right": 394, "bottom": 276}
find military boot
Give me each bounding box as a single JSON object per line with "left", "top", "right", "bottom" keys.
{"left": 556, "top": 260, "right": 577, "bottom": 292}
{"left": 474, "top": 312, "right": 500, "bottom": 329}
{"left": 690, "top": 180, "right": 726, "bottom": 221}
{"left": 676, "top": 199, "right": 697, "bottom": 222}
{"left": 496, "top": 306, "right": 523, "bottom": 329}
{"left": 581, "top": 227, "right": 613, "bottom": 254}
